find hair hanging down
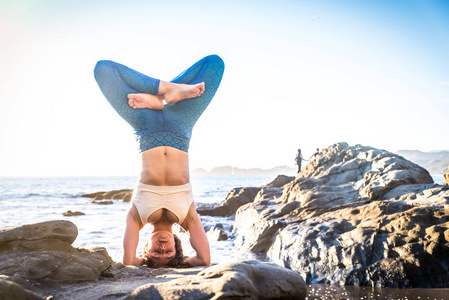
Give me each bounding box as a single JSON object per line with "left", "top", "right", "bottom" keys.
{"left": 142, "top": 234, "right": 190, "bottom": 268}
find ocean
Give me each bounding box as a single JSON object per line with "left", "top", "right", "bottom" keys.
{"left": 0, "top": 174, "right": 447, "bottom": 299}
{"left": 0, "top": 175, "right": 276, "bottom": 263}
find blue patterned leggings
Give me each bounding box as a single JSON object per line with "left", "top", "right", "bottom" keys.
{"left": 94, "top": 55, "right": 225, "bottom": 152}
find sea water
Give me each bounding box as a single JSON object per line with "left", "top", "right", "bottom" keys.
{"left": 0, "top": 175, "right": 275, "bottom": 263}
{"left": 1, "top": 174, "right": 447, "bottom": 299}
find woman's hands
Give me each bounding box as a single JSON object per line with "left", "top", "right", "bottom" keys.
{"left": 183, "top": 205, "right": 211, "bottom": 267}
{"left": 123, "top": 208, "right": 144, "bottom": 266}
{"left": 185, "top": 255, "right": 209, "bottom": 267}
{"left": 132, "top": 255, "right": 144, "bottom": 266}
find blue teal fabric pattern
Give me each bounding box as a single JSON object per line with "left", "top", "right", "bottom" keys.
{"left": 94, "top": 55, "right": 225, "bottom": 152}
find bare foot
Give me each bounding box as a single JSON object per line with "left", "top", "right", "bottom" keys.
{"left": 128, "top": 93, "right": 164, "bottom": 110}
{"left": 161, "top": 82, "right": 205, "bottom": 104}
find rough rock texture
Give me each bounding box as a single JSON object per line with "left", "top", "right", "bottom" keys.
{"left": 82, "top": 189, "right": 133, "bottom": 202}
{"left": 0, "top": 278, "right": 43, "bottom": 300}
{"left": 197, "top": 187, "right": 261, "bottom": 216}
{"left": 126, "top": 260, "right": 306, "bottom": 300}
{"left": 233, "top": 143, "right": 449, "bottom": 288}
{"left": 0, "top": 220, "right": 112, "bottom": 284}
{"left": 444, "top": 166, "right": 449, "bottom": 185}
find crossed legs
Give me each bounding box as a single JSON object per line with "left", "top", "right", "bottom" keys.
{"left": 94, "top": 55, "right": 225, "bottom": 149}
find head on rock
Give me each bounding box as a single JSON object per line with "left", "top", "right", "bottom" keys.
{"left": 142, "top": 232, "right": 188, "bottom": 268}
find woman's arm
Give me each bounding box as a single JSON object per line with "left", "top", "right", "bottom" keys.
{"left": 122, "top": 207, "right": 144, "bottom": 266}
{"left": 183, "top": 205, "right": 210, "bottom": 266}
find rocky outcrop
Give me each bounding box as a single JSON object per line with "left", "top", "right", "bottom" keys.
{"left": 126, "top": 260, "right": 306, "bottom": 300}
{"left": 197, "top": 187, "right": 261, "bottom": 216}
{"left": 197, "top": 175, "right": 294, "bottom": 217}
{"left": 82, "top": 189, "right": 133, "bottom": 202}
{"left": 0, "top": 220, "right": 112, "bottom": 284}
{"left": 232, "top": 143, "right": 449, "bottom": 288}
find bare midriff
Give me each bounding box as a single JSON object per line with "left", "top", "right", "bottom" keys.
{"left": 139, "top": 146, "right": 190, "bottom": 186}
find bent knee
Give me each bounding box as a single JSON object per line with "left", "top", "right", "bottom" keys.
{"left": 94, "top": 60, "right": 116, "bottom": 79}
{"left": 205, "top": 55, "right": 225, "bottom": 72}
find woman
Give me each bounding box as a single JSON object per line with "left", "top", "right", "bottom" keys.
{"left": 94, "top": 55, "right": 225, "bottom": 267}
{"left": 295, "top": 149, "right": 305, "bottom": 173}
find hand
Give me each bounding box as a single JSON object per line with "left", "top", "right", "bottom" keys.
{"left": 134, "top": 255, "right": 144, "bottom": 266}
{"left": 124, "top": 255, "right": 143, "bottom": 266}
{"left": 185, "top": 256, "right": 209, "bottom": 267}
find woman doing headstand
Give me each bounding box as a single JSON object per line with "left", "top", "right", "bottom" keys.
{"left": 93, "top": 55, "right": 225, "bottom": 267}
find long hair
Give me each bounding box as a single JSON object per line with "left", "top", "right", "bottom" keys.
{"left": 142, "top": 234, "right": 190, "bottom": 268}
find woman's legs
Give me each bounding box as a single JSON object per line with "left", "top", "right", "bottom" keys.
{"left": 127, "top": 55, "right": 224, "bottom": 112}
{"left": 164, "top": 55, "right": 225, "bottom": 138}
{"left": 94, "top": 55, "right": 225, "bottom": 152}
{"left": 94, "top": 60, "right": 162, "bottom": 131}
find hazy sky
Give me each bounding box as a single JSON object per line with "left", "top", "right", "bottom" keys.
{"left": 1, "top": 0, "right": 448, "bottom": 176}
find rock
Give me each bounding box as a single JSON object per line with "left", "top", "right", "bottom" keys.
{"left": 262, "top": 174, "right": 295, "bottom": 188}
{"left": 62, "top": 210, "right": 85, "bottom": 216}
{"left": 0, "top": 278, "right": 43, "bottom": 300}
{"left": 284, "top": 142, "right": 434, "bottom": 206}
{"left": 91, "top": 199, "right": 114, "bottom": 205}
{"left": 233, "top": 143, "right": 449, "bottom": 288}
{"left": 444, "top": 166, "right": 449, "bottom": 185}
{"left": 0, "top": 220, "right": 112, "bottom": 284}
{"left": 255, "top": 187, "right": 283, "bottom": 202}
{"left": 82, "top": 189, "right": 133, "bottom": 202}
{"left": 206, "top": 224, "right": 228, "bottom": 241}
{"left": 126, "top": 260, "right": 307, "bottom": 300}
{"left": 197, "top": 187, "right": 261, "bottom": 216}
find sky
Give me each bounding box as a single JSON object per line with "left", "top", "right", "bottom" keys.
{"left": 1, "top": 0, "right": 448, "bottom": 176}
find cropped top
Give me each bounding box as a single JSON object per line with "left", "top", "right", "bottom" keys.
{"left": 132, "top": 182, "right": 194, "bottom": 225}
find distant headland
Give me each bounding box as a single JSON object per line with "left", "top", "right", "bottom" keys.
{"left": 395, "top": 150, "right": 449, "bottom": 174}
{"left": 192, "top": 149, "right": 449, "bottom": 177}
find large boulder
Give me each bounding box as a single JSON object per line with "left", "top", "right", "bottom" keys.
{"left": 126, "top": 260, "right": 307, "bottom": 300}
{"left": 283, "top": 142, "right": 433, "bottom": 207}
{"left": 0, "top": 220, "right": 112, "bottom": 284}
{"left": 197, "top": 187, "right": 261, "bottom": 216}
{"left": 233, "top": 143, "right": 449, "bottom": 288}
